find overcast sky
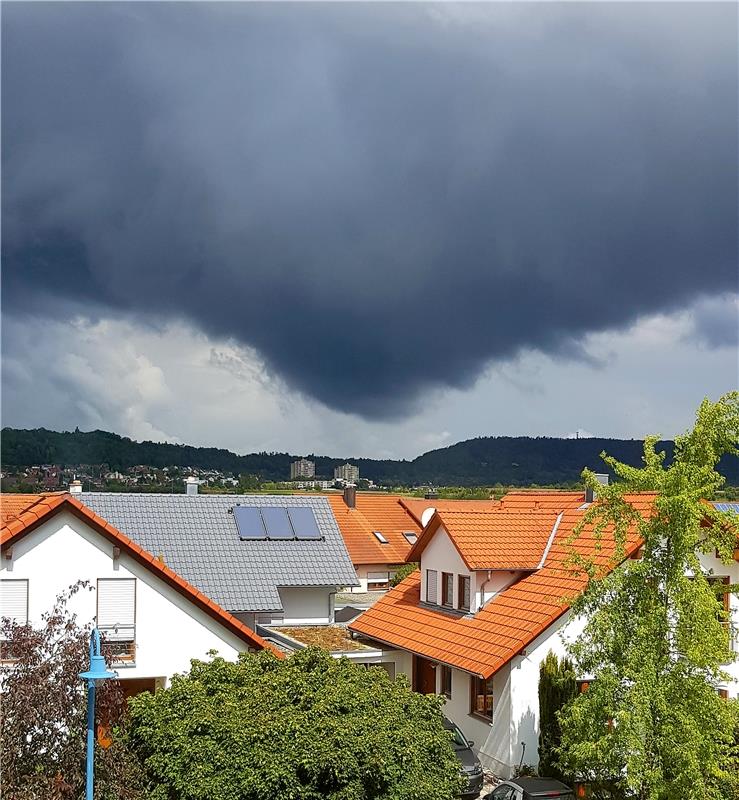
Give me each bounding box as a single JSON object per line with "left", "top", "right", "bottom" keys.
{"left": 2, "top": 2, "right": 737, "bottom": 459}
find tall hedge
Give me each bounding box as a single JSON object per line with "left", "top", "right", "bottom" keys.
{"left": 538, "top": 650, "right": 577, "bottom": 781}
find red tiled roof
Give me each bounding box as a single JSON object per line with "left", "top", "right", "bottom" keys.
{"left": 350, "top": 493, "right": 656, "bottom": 678}
{"left": 499, "top": 491, "right": 587, "bottom": 511}
{"left": 1, "top": 493, "right": 46, "bottom": 524}
{"left": 409, "top": 508, "right": 561, "bottom": 570}
{"left": 326, "top": 494, "right": 421, "bottom": 565}
{"left": 399, "top": 498, "right": 499, "bottom": 526}
{"left": 0, "top": 494, "right": 282, "bottom": 657}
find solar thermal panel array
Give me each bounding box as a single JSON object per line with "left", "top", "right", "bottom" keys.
{"left": 234, "top": 505, "right": 323, "bottom": 541}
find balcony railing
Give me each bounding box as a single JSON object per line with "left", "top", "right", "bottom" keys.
{"left": 99, "top": 624, "right": 136, "bottom": 665}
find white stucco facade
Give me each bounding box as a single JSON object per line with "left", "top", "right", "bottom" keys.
{"left": 0, "top": 509, "right": 257, "bottom": 688}
{"left": 277, "top": 586, "right": 336, "bottom": 625}
{"left": 362, "top": 519, "right": 739, "bottom": 779}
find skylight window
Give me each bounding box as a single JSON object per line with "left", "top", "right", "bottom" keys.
{"left": 402, "top": 532, "right": 418, "bottom": 545}
{"left": 372, "top": 531, "right": 389, "bottom": 544}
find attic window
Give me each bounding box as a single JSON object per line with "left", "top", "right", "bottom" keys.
{"left": 372, "top": 531, "right": 388, "bottom": 544}
{"left": 402, "top": 532, "right": 418, "bottom": 545}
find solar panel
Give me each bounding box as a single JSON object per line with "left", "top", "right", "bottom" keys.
{"left": 234, "top": 506, "right": 266, "bottom": 540}
{"left": 261, "top": 507, "right": 294, "bottom": 539}
{"left": 714, "top": 503, "right": 739, "bottom": 513}
{"left": 288, "top": 507, "right": 322, "bottom": 540}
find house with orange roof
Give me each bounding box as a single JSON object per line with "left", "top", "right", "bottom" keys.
{"left": 350, "top": 487, "right": 739, "bottom": 777}
{"left": 326, "top": 487, "right": 423, "bottom": 592}
{"left": 0, "top": 493, "right": 280, "bottom": 696}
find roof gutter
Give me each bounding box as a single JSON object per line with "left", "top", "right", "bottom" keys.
{"left": 537, "top": 511, "right": 563, "bottom": 570}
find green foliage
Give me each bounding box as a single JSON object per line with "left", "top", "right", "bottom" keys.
{"left": 558, "top": 393, "right": 739, "bottom": 800}
{"left": 390, "top": 563, "right": 419, "bottom": 587}
{"left": 4, "top": 426, "right": 738, "bottom": 487}
{"left": 126, "top": 647, "right": 465, "bottom": 800}
{"left": 538, "top": 651, "right": 577, "bottom": 782}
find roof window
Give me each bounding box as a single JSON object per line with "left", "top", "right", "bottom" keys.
{"left": 403, "top": 532, "right": 418, "bottom": 545}
{"left": 372, "top": 530, "right": 389, "bottom": 544}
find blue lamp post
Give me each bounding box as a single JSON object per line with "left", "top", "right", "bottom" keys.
{"left": 79, "top": 628, "right": 117, "bottom": 800}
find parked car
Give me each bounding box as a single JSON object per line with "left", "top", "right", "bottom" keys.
{"left": 443, "top": 717, "right": 484, "bottom": 798}
{"left": 484, "top": 777, "right": 575, "bottom": 800}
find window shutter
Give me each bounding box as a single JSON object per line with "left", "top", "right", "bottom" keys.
{"left": 426, "top": 570, "right": 437, "bottom": 604}
{"left": 97, "top": 579, "right": 136, "bottom": 640}
{"left": 0, "top": 580, "right": 28, "bottom": 625}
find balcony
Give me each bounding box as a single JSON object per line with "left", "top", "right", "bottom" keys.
{"left": 99, "top": 624, "right": 136, "bottom": 666}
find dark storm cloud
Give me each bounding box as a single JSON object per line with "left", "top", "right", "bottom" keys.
{"left": 2, "top": 2, "right": 737, "bottom": 418}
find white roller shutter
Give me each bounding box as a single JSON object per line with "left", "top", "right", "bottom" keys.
{"left": 97, "top": 579, "right": 136, "bottom": 641}
{"left": 0, "top": 580, "right": 28, "bottom": 625}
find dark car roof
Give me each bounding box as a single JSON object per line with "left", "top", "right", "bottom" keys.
{"left": 511, "top": 777, "right": 573, "bottom": 793}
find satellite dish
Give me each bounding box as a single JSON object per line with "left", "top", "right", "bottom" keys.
{"left": 421, "top": 507, "right": 436, "bottom": 528}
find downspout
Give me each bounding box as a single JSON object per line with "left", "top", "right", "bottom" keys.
{"left": 478, "top": 570, "right": 492, "bottom": 611}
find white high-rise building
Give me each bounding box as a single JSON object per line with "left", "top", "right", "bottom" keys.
{"left": 334, "top": 463, "right": 360, "bottom": 483}
{"left": 290, "top": 458, "right": 315, "bottom": 480}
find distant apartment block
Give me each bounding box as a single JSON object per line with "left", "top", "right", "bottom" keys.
{"left": 290, "top": 458, "right": 315, "bottom": 480}
{"left": 334, "top": 463, "right": 360, "bottom": 483}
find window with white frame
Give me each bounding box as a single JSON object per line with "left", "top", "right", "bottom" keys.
{"left": 0, "top": 579, "right": 29, "bottom": 626}
{"left": 367, "top": 571, "right": 395, "bottom": 590}
{"left": 97, "top": 578, "right": 136, "bottom": 662}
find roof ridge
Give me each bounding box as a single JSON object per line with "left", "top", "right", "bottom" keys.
{"left": 0, "top": 495, "right": 282, "bottom": 658}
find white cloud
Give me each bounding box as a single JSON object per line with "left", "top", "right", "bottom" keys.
{"left": 2, "top": 299, "right": 737, "bottom": 460}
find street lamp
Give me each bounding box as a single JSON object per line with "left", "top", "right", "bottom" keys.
{"left": 79, "top": 628, "right": 117, "bottom": 800}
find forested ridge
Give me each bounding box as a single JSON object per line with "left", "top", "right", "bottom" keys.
{"left": 2, "top": 426, "right": 738, "bottom": 486}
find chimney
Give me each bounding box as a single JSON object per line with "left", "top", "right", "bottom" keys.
{"left": 343, "top": 484, "right": 356, "bottom": 508}
{"left": 185, "top": 476, "right": 199, "bottom": 496}
{"left": 585, "top": 473, "right": 609, "bottom": 503}
{"left": 69, "top": 479, "right": 83, "bottom": 495}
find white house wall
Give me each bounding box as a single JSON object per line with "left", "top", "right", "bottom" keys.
{"left": 420, "top": 526, "right": 470, "bottom": 606}
{"left": 1, "top": 510, "right": 249, "bottom": 686}
{"left": 277, "top": 586, "right": 335, "bottom": 625}
{"left": 474, "top": 570, "right": 522, "bottom": 611}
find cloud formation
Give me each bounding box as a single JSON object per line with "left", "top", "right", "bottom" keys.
{"left": 2, "top": 3, "right": 737, "bottom": 419}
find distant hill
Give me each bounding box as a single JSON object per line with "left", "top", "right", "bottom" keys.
{"left": 1, "top": 427, "right": 737, "bottom": 487}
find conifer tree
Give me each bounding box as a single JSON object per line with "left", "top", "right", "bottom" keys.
{"left": 538, "top": 650, "right": 577, "bottom": 782}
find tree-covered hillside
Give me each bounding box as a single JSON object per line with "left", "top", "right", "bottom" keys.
{"left": 2, "top": 427, "right": 737, "bottom": 486}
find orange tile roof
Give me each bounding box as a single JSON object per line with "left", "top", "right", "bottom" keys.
{"left": 0, "top": 494, "right": 281, "bottom": 658}
{"left": 498, "top": 491, "right": 587, "bottom": 511}
{"left": 411, "top": 508, "right": 561, "bottom": 570}
{"left": 350, "top": 493, "right": 656, "bottom": 679}
{"left": 399, "top": 498, "right": 499, "bottom": 526}
{"left": 326, "top": 494, "right": 421, "bottom": 565}
{"left": 1, "top": 493, "right": 46, "bottom": 524}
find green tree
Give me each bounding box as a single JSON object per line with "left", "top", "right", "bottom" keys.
{"left": 127, "top": 647, "right": 464, "bottom": 800}
{"left": 390, "top": 563, "right": 419, "bottom": 587}
{"left": 558, "top": 393, "right": 739, "bottom": 800}
{"left": 538, "top": 651, "right": 577, "bottom": 782}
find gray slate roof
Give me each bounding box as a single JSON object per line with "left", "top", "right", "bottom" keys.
{"left": 80, "top": 493, "right": 359, "bottom": 612}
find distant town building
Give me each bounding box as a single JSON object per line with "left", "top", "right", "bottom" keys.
{"left": 334, "top": 463, "right": 360, "bottom": 483}
{"left": 290, "top": 458, "right": 315, "bottom": 480}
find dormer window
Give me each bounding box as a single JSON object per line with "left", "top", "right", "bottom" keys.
{"left": 372, "top": 531, "right": 388, "bottom": 544}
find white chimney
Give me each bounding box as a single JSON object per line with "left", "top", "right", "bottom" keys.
{"left": 185, "top": 476, "right": 199, "bottom": 496}
{"left": 69, "top": 479, "right": 83, "bottom": 495}
{"left": 585, "top": 473, "right": 609, "bottom": 503}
